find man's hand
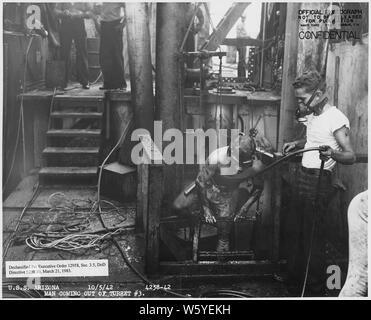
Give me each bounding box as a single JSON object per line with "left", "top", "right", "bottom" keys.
{"left": 251, "top": 155, "right": 264, "bottom": 172}
{"left": 319, "top": 145, "right": 333, "bottom": 162}
{"left": 203, "top": 206, "right": 216, "bottom": 224}
{"left": 234, "top": 209, "right": 246, "bottom": 222}
{"left": 282, "top": 141, "right": 296, "bottom": 154}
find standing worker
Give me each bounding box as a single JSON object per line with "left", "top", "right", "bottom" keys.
{"left": 54, "top": 3, "right": 92, "bottom": 89}
{"left": 236, "top": 15, "right": 247, "bottom": 78}
{"left": 282, "top": 69, "right": 356, "bottom": 296}
{"left": 95, "top": 3, "right": 127, "bottom": 91}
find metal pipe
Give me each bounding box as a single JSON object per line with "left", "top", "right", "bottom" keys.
{"left": 334, "top": 56, "right": 340, "bottom": 106}
{"left": 259, "top": 3, "right": 267, "bottom": 88}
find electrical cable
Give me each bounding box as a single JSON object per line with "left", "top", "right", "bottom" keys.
{"left": 3, "top": 182, "right": 40, "bottom": 260}
{"left": 90, "top": 71, "right": 103, "bottom": 85}
{"left": 300, "top": 159, "right": 325, "bottom": 297}
{"left": 200, "top": 289, "right": 253, "bottom": 298}
{"left": 3, "top": 35, "right": 35, "bottom": 192}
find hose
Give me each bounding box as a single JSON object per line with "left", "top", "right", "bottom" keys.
{"left": 301, "top": 159, "right": 325, "bottom": 297}
{"left": 3, "top": 182, "right": 40, "bottom": 260}
{"left": 223, "top": 147, "right": 322, "bottom": 182}
{"left": 3, "top": 35, "right": 35, "bottom": 192}
{"left": 200, "top": 289, "right": 253, "bottom": 298}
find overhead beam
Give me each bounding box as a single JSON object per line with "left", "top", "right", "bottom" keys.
{"left": 222, "top": 37, "right": 263, "bottom": 47}
{"left": 200, "top": 2, "right": 250, "bottom": 51}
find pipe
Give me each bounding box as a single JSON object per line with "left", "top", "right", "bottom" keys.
{"left": 259, "top": 3, "right": 267, "bottom": 88}
{"left": 223, "top": 147, "right": 322, "bottom": 182}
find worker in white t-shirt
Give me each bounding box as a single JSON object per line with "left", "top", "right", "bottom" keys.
{"left": 282, "top": 69, "right": 356, "bottom": 296}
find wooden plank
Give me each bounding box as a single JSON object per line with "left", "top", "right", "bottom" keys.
{"left": 139, "top": 133, "right": 163, "bottom": 164}
{"left": 159, "top": 260, "right": 276, "bottom": 276}
{"left": 145, "top": 166, "right": 163, "bottom": 274}
{"left": 222, "top": 37, "right": 263, "bottom": 47}
{"left": 325, "top": 37, "right": 368, "bottom": 245}
{"left": 47, "top": 129, "right": 101, "bottom": 137}
{"left": 39, "top": 167, "right": 97, "bottom": 175}
{"left": 271, "top": 169, "right": 281, "bottom": 262}
{"left": 126, "top": 2, "right": 155, "bottom": 136}
{"left": 207, "top": 92, "right": 246, "bottom": 105}
{"left": 199, "top": 250, "right": 255, "bottom": 261}
{"left": 51, "top": 112, "right": 103, "bottom": 118}
{"left": 43, "top": 147, "right": 99, "bottom": 154}
{"left": 277, "top": 3, "right": 300, "bottom": 151}
{"left": 54, "top": 95, "right": 104, "bottom": 102}
{"left": 106, "top": 91, "right": 132, "bottom": 102}
{"left": 136, "top": 163, "right": 149, "bottom": 233}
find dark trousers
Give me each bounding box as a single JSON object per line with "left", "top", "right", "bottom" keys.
{"left": 60, "top": 18, "right": 89, "bottom": 87}
{"left": 287, "top": 167, "right": 333, "bottom": 295}
{"left": 100, "top": 19, "right": 126, "bottom": 89}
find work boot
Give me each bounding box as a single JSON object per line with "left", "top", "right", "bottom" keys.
{"left": 216, "top": 238, "right": 230, "bottom": 252}
{"left": 216, "top": 236, "right": 229, "bottom": 262}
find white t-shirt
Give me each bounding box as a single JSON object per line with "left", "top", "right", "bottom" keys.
{"left": 302, "top": 106, "right": 350, "bottom": 171}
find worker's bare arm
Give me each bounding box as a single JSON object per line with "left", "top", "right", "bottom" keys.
{"left": 320, "top": 126, "right": 356, "bottom": 164}
{"left": 282, "top": 137, "right": 307, "bottom": 154}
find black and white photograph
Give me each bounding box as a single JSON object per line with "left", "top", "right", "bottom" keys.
{"left": 1, "top": 1, "right": 368, "bottom": 302}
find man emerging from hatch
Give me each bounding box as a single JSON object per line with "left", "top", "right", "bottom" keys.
{"left": 174, "top": 133, "right": 272, "bottom": 253}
